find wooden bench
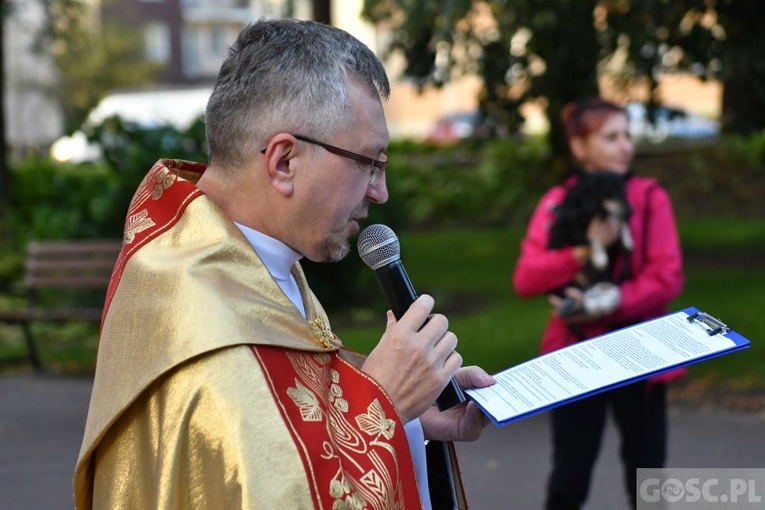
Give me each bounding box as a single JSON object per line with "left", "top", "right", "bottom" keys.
{"left": 0, "top": 240, "right": 122, "bottom": 371}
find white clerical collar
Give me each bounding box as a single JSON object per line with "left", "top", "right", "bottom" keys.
{"left": 233, "top": 222, "right": 306, "bottom": 318}
{"left": 233, "top": 222, "right": 303, "bottom": 282}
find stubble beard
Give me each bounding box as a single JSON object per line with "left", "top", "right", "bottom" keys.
{"left": 318, "top": 237, "right": 350, "bottom": 263}
{"left": 316, "top": 202, "right": 368, "bottom": 263}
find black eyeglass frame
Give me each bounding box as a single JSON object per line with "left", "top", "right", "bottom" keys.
{"left": 260, "top": 134, "right": 387, "bottom": 185}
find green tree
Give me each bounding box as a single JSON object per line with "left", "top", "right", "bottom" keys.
{"left": 598, "top": 0, "right": 765, "bottom": 136}
{"left": 361, "top": 0, "right": 625, "bottom": 161}
{"left": 40, "top": 0, "right": 161, "bottom": 132}
{"left": 362, "top": 1, "right": 763, "bottom": 154}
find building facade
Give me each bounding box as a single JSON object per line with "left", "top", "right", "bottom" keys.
{"left": 100, "top": 0, "right": 301, "bottom": 85}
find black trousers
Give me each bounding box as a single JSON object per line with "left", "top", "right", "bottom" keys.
{"left": 545, "top": 381, "right": 667, "bottom": 510}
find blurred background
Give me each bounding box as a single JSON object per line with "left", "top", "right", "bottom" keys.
{"left": 1, "top": 0, "right": 763, "bottom": 402}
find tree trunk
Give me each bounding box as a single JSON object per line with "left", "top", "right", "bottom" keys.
{"left": 312, "top": 0, "right": 331, "bottom": 25}
{"left": 720, "top": 74, "right": 765, "bottom": 136}
{"left": 717, "top": 0, "right": 765, "bottom": 135}
{"left": 535, "top": 2, "right": 601, "bottom": 172}
{"left": 0, "top": 7, "right": 10, "bottom": 233}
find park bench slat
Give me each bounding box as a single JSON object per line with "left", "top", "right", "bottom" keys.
{"left": 0, "top": 308, "right": 105, "bottom": 322}
{"left": 0, "top": 240, "right": 122, "bottom": 371}
{"left": 22, "top": 276, "right": 114, "bottom": 288}
{"left": 26, "top": 260, "right": 118, "bottom": 270}
{"left": 27, "top": 241, "right": 123, "bottom": 254}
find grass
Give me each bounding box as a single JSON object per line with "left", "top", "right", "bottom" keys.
{"left": 2, "top": 217, "right": 763, "bottom": 385}
{"left": 336, "top": 218, "right": 765, "bottom": 385}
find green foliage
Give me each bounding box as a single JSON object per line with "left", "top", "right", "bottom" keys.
{"left": 0, "top": 116, "right": 212, "bottom": 282}
{"left": 728, "top": 131, "right": 765, "bottom": 167}
{"left": 89, "top": 115, "right": 208, "bottom": 173}
{"left": 385, "top": 136, "right": 553, "bottom": 228}
{"left": 632, "top": 139, "right": 765, "bottom": 220}
{"left": 5, "top": 115, "right": 211, "bottom": 262}
{"left": 9, "top": 158, "right": 122, "bottom": 243}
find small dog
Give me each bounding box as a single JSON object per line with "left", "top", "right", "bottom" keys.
{"left": 548, "top": 171, "right": 633, "bottom": 317}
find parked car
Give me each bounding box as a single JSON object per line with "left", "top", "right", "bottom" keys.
{"left": 626, "top": 102, "right": 719, "bottom": 144}
{"left": 50, "top": 87, "right": 212, "bottom": 164}
{"left": 424, "top": 111, "right": 481, "bottom": 145}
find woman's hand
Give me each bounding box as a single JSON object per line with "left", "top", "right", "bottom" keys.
{"left": 548, "top": 287, "right": 594, "bottom": 324}
{"left": 548, "top": 284, "right": 620, "bottom": 324}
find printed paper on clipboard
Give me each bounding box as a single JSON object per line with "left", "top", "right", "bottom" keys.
{"left": 466, "top": 307, "right": 751, "bottom": 427}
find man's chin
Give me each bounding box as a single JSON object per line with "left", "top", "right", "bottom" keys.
{"left": 313, "top": 238, "right": 350, "bottom": 263}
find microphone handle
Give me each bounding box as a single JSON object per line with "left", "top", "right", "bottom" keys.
{"left": 374, "top": 260, "right": 466, "bottom": 411}
{"left": 375, "top": 260, "right": 417, "bottom": 320}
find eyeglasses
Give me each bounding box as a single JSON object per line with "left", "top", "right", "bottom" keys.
{"left": 260, "top": 134, "right": 387, "bottom": 186}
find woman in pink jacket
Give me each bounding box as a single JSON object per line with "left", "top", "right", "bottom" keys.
{"left": 512, "top": 98, "right": 684, "bottom": 510}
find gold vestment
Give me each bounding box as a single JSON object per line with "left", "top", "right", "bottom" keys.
{"left": 74, "top": 160, "right": 466, "bottom": 509}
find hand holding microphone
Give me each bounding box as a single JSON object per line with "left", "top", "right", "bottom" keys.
{"left": 357, "top": 224, "right": 466, "bottom": 417}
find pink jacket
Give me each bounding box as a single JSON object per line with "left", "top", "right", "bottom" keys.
{"left": 512, "top": 173, "right": 685, "bottom": 383}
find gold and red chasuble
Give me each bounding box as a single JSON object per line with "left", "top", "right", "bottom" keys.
{"left": 74, "top": 159, "right": 437, "bottom": 509}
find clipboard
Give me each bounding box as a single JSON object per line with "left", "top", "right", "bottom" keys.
{"left": 466, "top": 306, "right": 751, "bottom": 427}
{"left": 686, "top": 310, "right": 730, "bottom": 336}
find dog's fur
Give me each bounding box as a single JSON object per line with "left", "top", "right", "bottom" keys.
{"left": 548, "top": 171, "right": 631, "bottom": 251}
{"left": 548, "top": 171, "right": 633, "bottom": 314}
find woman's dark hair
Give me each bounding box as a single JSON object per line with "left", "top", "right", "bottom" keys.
{"left": 560, "top": 98, "right": 626, "bottom": 141}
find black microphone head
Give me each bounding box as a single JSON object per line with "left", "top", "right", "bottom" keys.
{"left": 357, "top": 224, "right": 401, "bottom": 270}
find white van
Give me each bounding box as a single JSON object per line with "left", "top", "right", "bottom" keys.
{"left": 50, "top": 87, "right": 212, "bottom": 163}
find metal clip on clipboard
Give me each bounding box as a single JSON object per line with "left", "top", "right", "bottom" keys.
{"left": 687, "top": 311, "right": 731, "bottom": 336}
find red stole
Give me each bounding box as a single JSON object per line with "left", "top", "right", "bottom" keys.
{"left": 252, "top": 345, "right": 423, "bottom": 509}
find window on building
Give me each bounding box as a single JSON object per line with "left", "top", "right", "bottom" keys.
{"left": 182, "top": 27, "right": 202, "bottom": 78}
{"left": 145, "top": 23, "right": 171, "bottom": 63}
{"left": 210, "top": 28, "right": 227, "bottom": 55}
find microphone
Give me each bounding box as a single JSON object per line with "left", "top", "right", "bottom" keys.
{"left": 357, "top": 224, "right": 466, "bottom": 411}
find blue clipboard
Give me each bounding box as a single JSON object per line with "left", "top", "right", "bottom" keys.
{"left": 466, "top": 306, "right": 751, "bottom": 427}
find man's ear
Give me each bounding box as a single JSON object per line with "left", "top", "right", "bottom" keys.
{"left": 262, "top": 134, "right": 298, "bottom": 196}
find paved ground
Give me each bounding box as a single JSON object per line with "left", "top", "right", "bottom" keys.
{"left": 1, "top": 373, "right": 764, "bottom": 510}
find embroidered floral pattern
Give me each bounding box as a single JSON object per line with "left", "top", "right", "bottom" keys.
{"left": 152, "top": 167, "right": 177, "bottom": 200}
{"left": 330, "top": 473, "right": 367, "bottom": 509}
{"left": 329, "top": 369, "right": 349, "bottom": 413}
{"left": 122, "top": 165, "right": 181, "bottom": 244}
{"left": 278, "top": 349, "right": 406, "bottom": 509}
{"left": 123, "top": 209, "right": 155, "bottom": 244}
{"left": 287, "top": 380, "right": 323, "bottom": 422}
{"left": 127, "top": 164, "right": 178, "bottom": 217}
{"left": 356, "top": 400, "right": 396, "bottom": 441}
